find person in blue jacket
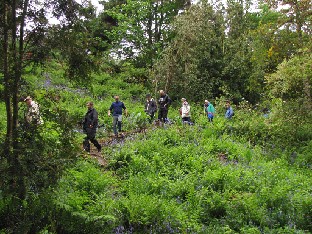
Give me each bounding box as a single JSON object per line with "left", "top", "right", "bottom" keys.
{"left": 108, "top": 96, "right": 128, "bottom": 137}
{"left": 225, "top": 100, "right": 234, "bottom": 119}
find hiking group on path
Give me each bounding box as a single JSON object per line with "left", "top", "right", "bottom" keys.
{"left": 23, "top": 91, "right": 234, "bottom": 154}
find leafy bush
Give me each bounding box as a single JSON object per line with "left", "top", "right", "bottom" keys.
{"left": 53, "top": 159, "right": 120, "bottom": 233}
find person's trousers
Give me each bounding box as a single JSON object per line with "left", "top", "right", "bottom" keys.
{"left": 83, "top": 129, "right": 101, "bottom": 152}
{"left": 158, "top": 108, "right": 168, "bottom": 122}
{"left": 182, "top": 117, "right": 191, "bottom": 123}
{"left": 147, "top": 112, "right": 155, "bottom": 123}
{"left": 112, "top": 115, "right": 122, "bottom": 135}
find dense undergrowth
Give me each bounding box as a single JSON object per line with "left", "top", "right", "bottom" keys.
{"left": 51, "top": 120, "right": 312, "bottom": 233}
{"left": 1, "top": 62, "right": 312, "bottom": 233}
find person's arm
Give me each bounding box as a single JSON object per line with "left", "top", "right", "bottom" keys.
{"left": 144, "top": 102, "right": 148, "bottom": 112}
{"left": 167, "top": 96, "right": 172, "bottom": 106}
{"left": 122, "top": 103, "right": 128, "bottom": 116}
{"left": 90, "top": 109, "right": 98, "bottom": 128}
{"left": 164, "top": 95, "right": 172, "bottom": 108}
{"left": 183, "top": 106, "right": 190, "bottom": 116}
{"left": 108, "top": 104, "right": 113, "bottom": 116}
{"left": 153, "top": 100, "right": 157, "bottom": 112}
{"left": 225, "top": 109, "right": 231, "bottom": 118}
{"left": 230, "top": 107, "right": 234, "bottom": 117}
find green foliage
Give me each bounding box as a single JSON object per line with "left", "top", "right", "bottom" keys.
{"left": 105, "top": 0, "right": 190, "bottom": 67}
{"left": 266, "top": 51, "right": 312, "bottom": 104}
{"left": 1, "top": 0, "right": 312, "bottom": 232}
{"left": 52, "top": 159, "right": 120, "bottom": 233}
{"left": 152, "top": 4, "right": 225, "bottom": 101}
{"left": 2, "top": 58, "right": 312, "bottom": 233}
{"left": 0, "top": 103, "right": 6, "bottom": 136}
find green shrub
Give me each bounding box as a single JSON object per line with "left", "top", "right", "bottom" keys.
{"left": 53, "top": 159, "right": 120, "bottom": 233}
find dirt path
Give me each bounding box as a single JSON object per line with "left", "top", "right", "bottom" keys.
{"left": 86, "top": 128, "right": 148, "bottom": 167}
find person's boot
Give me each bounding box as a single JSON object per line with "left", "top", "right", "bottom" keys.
{"left": 97, "top": 145, "right": 102, "bottom": 152}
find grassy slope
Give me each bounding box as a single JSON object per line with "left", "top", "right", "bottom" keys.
{"left": 1, "top": 62, "right": 312, "bottom": 233}
{"left": 55, "top": 113, "right": 312, "bottom": 233}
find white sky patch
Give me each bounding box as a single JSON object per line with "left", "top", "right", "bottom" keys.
{"left": 89, "top": 0, "right": 104, "bottom": 14}
{"left": 48, "top": 0, "right": 104, "bottom": 25}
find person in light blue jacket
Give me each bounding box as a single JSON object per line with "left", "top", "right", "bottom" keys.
{"left": 225, "top": 100, "right": 234, "bottom": 119}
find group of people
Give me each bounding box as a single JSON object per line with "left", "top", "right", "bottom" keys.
{"left": 144, "top": 91, "right": 234, "bottom": 125}
{"left": 203, "top": 99, "right": 234, "bottom": 122}
{"left": 82, "top": 95, "right": 127, "bottom": 153}
{"left": 23, "top": 91, "right": 234, "bottom": 153}
{"left": 144, "top": 90, "right": 172, "bottom": 124}
{"left": 82, "top": 90, "right": 172, "bottom": 153}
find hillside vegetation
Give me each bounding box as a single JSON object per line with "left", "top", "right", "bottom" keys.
{"left": 1, "top": 0, "right": 312, "bottom": 233}
{"left": 1, "top": 60, "right": 312, "bottom": 233}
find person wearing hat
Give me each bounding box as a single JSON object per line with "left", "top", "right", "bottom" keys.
{"left": 144, "top": 94, "right": 157, "bottom": 123}
{"left": 24, "top": 96, "right": 43, "bottom": 126}
{"left": 204, "top": 100, "right": 215, "bottom": 122}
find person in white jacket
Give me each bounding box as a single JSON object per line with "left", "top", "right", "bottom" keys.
{"left": 180, "top": 98, "right": 191, "bottom": 124}
{"left": 24, "top": 96, "right": 43, "bottom": 126}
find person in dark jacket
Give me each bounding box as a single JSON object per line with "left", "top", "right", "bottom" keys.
{"left": 108, "top": 95, "right": 128, "bottom": 137}
{"left": 83, "top": 102, "right": 101, "bottom": 153}
{"left": 144, "top": 94, "right": 157, "bottom": 123}
{"left": 158, "top": 90, "right": 172, "bottom": 123}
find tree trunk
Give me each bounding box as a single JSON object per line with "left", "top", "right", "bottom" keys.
{"left": 3, "top": 0, "right": 13, "bottom": 156}
{"left": 2, "top": 0, "right": 28, "bottom": 200}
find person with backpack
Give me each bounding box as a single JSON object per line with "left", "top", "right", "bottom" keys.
{"left": 144, "top": 94, "right": 157, "bottom": 123}
{"left": 225, "top": 100, "right": 234, "bottom": 119}
{"left": 82, "top": 101, "right": 102, "bottom": 153}
{"left": 180, "top": 98, "right": 191, "bottom": 124}
{"left": 204, "top": 100, "right": 216, "bottom": 122}
{"left": 24, "top": 96, "right": 43, "bottom": 126}
{"left": 157, "top": 90, "right": 172, "bottom": 123}
{"left": 108, "top": 95, "right": 128, "bottom": 137}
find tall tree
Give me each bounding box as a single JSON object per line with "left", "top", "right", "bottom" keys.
{"left": 265, "top": 47, "right": 312, "bottom": 129}
{"left": 152, "top": 3, "right": 225, "bottom": 101}
{"left": 246, "top": 5, "right": 282, "bottom": 101}
{"left": 246, "top": 1, "right": 311, "bottom": 103}
{"left": 264, "top": 0, "right": 312, "bottom": 42}
{"left": 221, "top": 0, "right": 256, "bottom": 102}
{"left": 0, "top": 0, "right": 113, "bottom": 231}
{"left": 0, "top": 0, "right": 111, "bottom": 205}
{"left": 105, "top": 0, "right": 191, "bottom": 68}
{"left": 1, "top": 0, "right": 34, "bottom": 198}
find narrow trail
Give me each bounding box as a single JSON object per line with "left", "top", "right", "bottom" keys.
{"left": 86, "top": 127, "right": 149, "bottom": 167}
